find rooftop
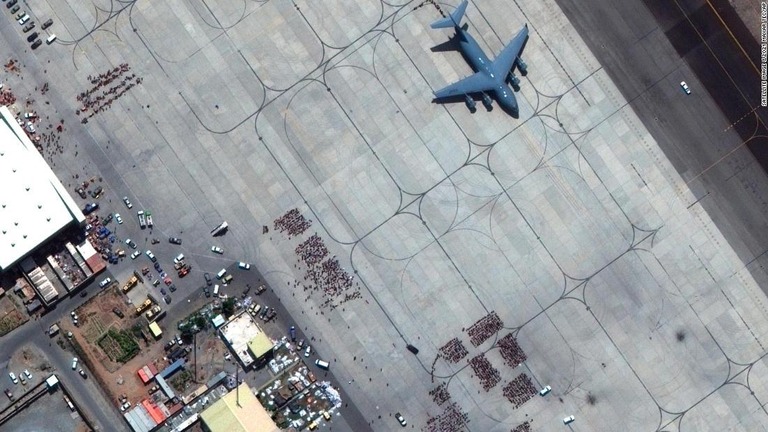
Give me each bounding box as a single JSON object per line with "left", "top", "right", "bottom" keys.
{"left": 0, "top": 106, "right": 84, "bottom": 271}
{"left": 219, "top": 311, "right": 268, "bottom": 367}
{"left": 200, "top": 383, "right": 279, "bottom": 432}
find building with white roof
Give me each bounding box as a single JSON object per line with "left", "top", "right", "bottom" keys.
{"left": 0, "top": 106, "right": 85, "bottom": 271}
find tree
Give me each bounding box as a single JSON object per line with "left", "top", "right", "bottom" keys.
{"left": 222, "top": 298, "right": 236, "bottom": 317}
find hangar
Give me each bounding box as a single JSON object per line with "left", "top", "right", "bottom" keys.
{"left": 0, "top": 106, "right": 85, "bottom": 271}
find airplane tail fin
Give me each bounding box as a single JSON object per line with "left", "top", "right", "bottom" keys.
{"left": 430, "top": 0, "right": 468, "bottom": 29}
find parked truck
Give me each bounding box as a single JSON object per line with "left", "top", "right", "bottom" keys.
{"left": 122, "top": 276, "right": 139, "bottom": 293}
{"left": 137, "top": 210, "right": 146, "bottom": 229}
{"left": 145, "top": 305, "right": 162, "bottom": 322}
{"left": 135, "top": 299, "right": 152, "bottom": 316}
{"left": 146, "top": 211, "right": 153, "bottom": 228}
{"left": 48, "top": 323, "right": 60, "bottom": 337}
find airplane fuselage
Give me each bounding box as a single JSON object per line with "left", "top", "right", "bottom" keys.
{"left": 456, "top": 28, "right": 519, "bottom": 115}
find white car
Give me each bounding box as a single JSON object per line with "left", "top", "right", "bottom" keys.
{"left": 563, "top": 415, "right": 575, "bottom": 425}
{"left": 173, "top": 253, "right": 185, "bottom": 264}
{"left": 99, "top": 277, "right": 112, "bottom": 288}
{"left": 130, "top": 251, "right": 141, "bottom": 260}
{"left": 8, "top": 372, "right": 17, "bottom": 384}
{"left": 304, "top": 345, "right": 311, "bottom": 357}
{"left": 238, "top": 262, "right": 251, "bottom": 270}
{"left": 25, "top": 121, "right": 35, "bottom": 133}
{"left": 395, "top": 412, "right": 407, "bottom": 427}
{"left": 680, "top": 81, "right": 691, "bottom": 95}
{"left": 71, "top": 357, "right": 78, "bottom": 370}
{"left": 125, "top": 238, "right": 137, "bottom": 249}
{"left": 123, "top": 196, "right": 132, "bottom": 209}
{"left": 115, "top": 213, "right": 123, "bottom": 224}
{"left": 145, "top": 250, "right": 156, "bottom": 262}
{"left": 211, "top": 246, "right": 224, "bottom": 254}
{"left": 18, "top": 15, "right": 30, "bottom": 25}
{"left": 23, "top": 370, "right": 31, "bottom": 380}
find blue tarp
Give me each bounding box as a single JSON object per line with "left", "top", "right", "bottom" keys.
{"left": 159, "top": 358, "right": 185, "bottom": 379}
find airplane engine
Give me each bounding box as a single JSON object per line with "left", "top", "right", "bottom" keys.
{"left": 464, "top": 95, "right": 477, "bottom": 112}
{"left": 507, "top": 73, "right": 520, "bottom": 88}
{"left": 517, "top": 58, "right": 528, "bottom": 75}
{"left": 481, "top": 93, "right": 493, "bottom": 110}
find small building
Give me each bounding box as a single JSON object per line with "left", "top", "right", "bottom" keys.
{"left": 218, "top": 311, "right": 273, "bottom": 369}
{"left": 211, "top": 314, "right": 225, "bottom": 328}
{"left": 200, "top": 382, "right": 279, "bottom": 432}
{"left": 45, "top": 374, "right": 59, "bottom": 389}
{"left": 160, "top": 358, "right": 185, "bottom": 379}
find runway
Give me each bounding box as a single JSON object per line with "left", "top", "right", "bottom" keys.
{"left": 554, "top": 0, "right": 768, "bottom": 291}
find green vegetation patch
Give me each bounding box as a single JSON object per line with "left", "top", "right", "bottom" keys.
{"left": 98, "top": 329, "right": 139, "bottom": 363}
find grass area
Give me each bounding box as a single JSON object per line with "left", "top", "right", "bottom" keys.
{"left": 98, "top": 329, "right": 139, "bottom": 363}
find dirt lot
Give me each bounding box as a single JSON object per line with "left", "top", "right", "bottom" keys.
{"left": 0, "top": 295, "right": 27, "bottom": 337}
{"left": 59, "top": 286, "right": 235, "bottom": 408}
{"left": 0, "top": 344, "right": 56, "bottom": 410}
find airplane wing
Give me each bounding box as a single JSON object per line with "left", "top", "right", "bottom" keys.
{"left": 433, "top": 71, "right": 496, "bottom": 99}
{"left": 491, "top": 24, "right": 529, "bottom": 78}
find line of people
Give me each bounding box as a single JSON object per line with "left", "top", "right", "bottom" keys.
{"left": 503, "top": 373, "right": 537, "bottom": 409}
{"left": 439, "top": 337, "right": 468, "bottom": 363}
{"left": 467, "top": 311, "right": 503, "bottom": 347}
{"left": 469, "top": 353, "right": 501, "bottom": 391}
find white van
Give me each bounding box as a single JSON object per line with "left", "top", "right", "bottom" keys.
{"left": 314, "top": 359, "right": 330, "bottom": 370}
{"left": 216, "top": 268, "right": 227, "bottom": 279}
{"left": 46, "top": 34, "right": 57, "bottom": 44}
{"left": 213, "top": 284, "right": 219, "bottom": 296}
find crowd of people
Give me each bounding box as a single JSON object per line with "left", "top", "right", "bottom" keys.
{"left": 274, "top": 208, "right": 312, "bottom": 238}
{"left": 276, "top": 209, "right": 362, "bottom": 309}
{"left": 503, "top": 374, "right": 537, "bottom": 409}
{"left": 467, "top": 311, "right": 504, "bottom": 347}
{"left": 302, "top": 257, "right": 355, "bottom": 303}
{"left": 424, "top": 402, "right": 469, "bottom": 432}
{"left": 429, "top": 383, "right": 451, "bottom": 406}
{"left": 512, "top": 421, "right": 532, "bottom": 432}
{"left": 469, "top": 353, "right": 501, "bottom": 391}
{"left": 76, "top": 63, "right": 142, "bottom": 122}
{"left": 439, "top": 337, "right": 468, "bottom": 363}
{"left": 295, "top": 234, "right": 328, "bottom": 266}
{"left": 498, "top": 333, "right": 527, "bottom": 368}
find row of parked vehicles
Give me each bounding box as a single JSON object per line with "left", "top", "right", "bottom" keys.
{"left": 5, "top": 0, "right": 56, "bottom": 49}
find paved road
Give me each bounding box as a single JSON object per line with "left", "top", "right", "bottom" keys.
{"left": 553, "top": 0, "right": 768, "bottom": 286}
{"left": 1, "top": 273, "right": 127, "bottom": 432}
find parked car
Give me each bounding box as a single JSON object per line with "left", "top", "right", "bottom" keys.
{"left": 154, "top": 262, "right": 162, "bottom": 271}
{"left": 8, "top": 372, "right": 17, "bottom": 385}
{"left": 168, "top": 237, "right": 182, "bottom": 245}
{"left": 99, "top": 277, "right": 112, "bottom": 288}
{"left": 304, "top": 345, "right": 311, "bottom": 357}
{"left": 203, "top": 286, "right": 211, "bottom": 297}
{"left": 160, "top": 287, "right": 167, "bottom": 296}
{"left": 238, "top": 262, "right": 251, "bottom": 270}
{"left": 680, "top": 81, "right": 691, "bottom": 95}
{"left": 41, "top": 18, "right": 53, "bottom": 30}
{"left": 112, "top": 308, "right": 124, "bottom": 318}
{"left": 115, "top": 213, "right": 123, "bottom": 224}
{"left": 75, "top": 186, "right": 87, "bottom": 198}
{"left": 82, "top": 202, "right": 99, "bottom": 215}
{"left": 395, "top": 412, "right": 407, "bottom": 427}
{"left": 122, "top": 196, "right": 132, "bottom": 208}
{"left": 25, "top": 121, "right": 35, "bottom": 133}
{"left": 22, "top": 22, "right": 34, "bottom": 32}
{"left": 9, "top": 5, "right": 19, "bottom": 14}
{"left": 78, "top": 369, "right": 87, "bottom": 379}
{"left": 4, "top": 388, "right": 12, "bottom": 399}
{"left": 26, "top": 32, "right": 38, "bottom": 42}
{"left": 18, "top": 15, "right": 30, "bottom": 25}
{"left": 7, "top": 0, "right": 18, "bottom": 10}
{"left": 204, "top": 273, "right": 212, "bottom": 286}
{"left": 169, "top": 284, "right": 176, "bottom": 292}
{"left": 102, "top": 213, "right": 113, "bottom": 224}
{"left": 30, "top": 39, "right": 41, "bottom": 50}
{"left": 71, "top": 357, "right": 78, "bottom": 370}
{"left": 145, "top": 250, "right": 156, "bottom": 262}
{"left": 90, "top": 186, "right": 103, "bottom": 198}
{"left": 125, "top": 238, "right": 137, "bottom": 249}
{"left": 211, "top": 246, "right": 223, "bottom": 254}
{"left": 163, "top": 295, "right": 172, "bottom": 305}
{"left": 130, "top": 250, "right": 140, "bottom": 260}
{"left": 23, "top": 370, "right": 31, "bottom": 380}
